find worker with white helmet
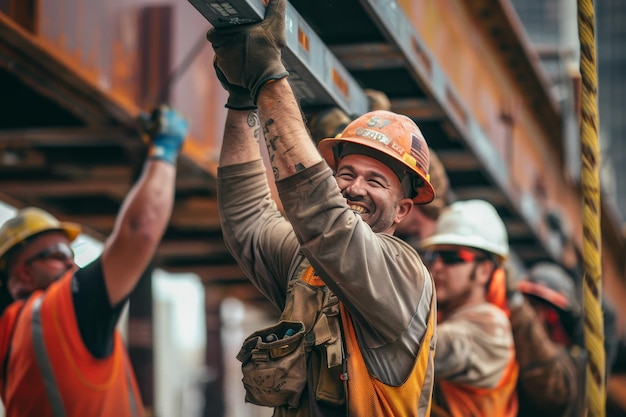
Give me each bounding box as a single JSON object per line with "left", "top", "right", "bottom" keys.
{"left": 206, "top": 0, "right": 436, "bottom": 415}
{"left": 421, "top": 199, "right": 518, "bottom": 417}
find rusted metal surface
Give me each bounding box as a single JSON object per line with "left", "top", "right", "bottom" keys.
{"left": 395, "top": 0, "right": 624, "bottom": 279}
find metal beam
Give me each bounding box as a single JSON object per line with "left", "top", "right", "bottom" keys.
{"left": 453, "top": 186, "right": 509, "bottom": 207}
{"left": 0, "top": 14, "right": 136, "bottom": 127}
{"left": 0, "top": 127, "right": 138, "bottom": 146}
{"left": 436, "top": 149, "right": 482, "bottom": 171}
{"left": 68, "top": 210, "right": 222, "bottom": 234}
{"left": 165, "top": 265, "right": 245, "bottom": 282}
{"left": 157, "top": 239, "right": 230, "bottom": 259}
{"left": 390, "top": 98, "right": 445, "bottom": 121}
{"left": 0, "top": 179, "right": 130, "bottom": 198}
{"left": 330, "top": 42, "right": 405, "bottom": 70}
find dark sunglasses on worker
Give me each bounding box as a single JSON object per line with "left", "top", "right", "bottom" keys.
{"left": 422, "top": 248, "right": 486, "bottom": 266}
{"left": 25, "top": 242, "right": 75, "bottom": 265}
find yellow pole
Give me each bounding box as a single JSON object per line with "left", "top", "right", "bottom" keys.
{"left": 577, "top": 0, "right": 605, "bottom": 415}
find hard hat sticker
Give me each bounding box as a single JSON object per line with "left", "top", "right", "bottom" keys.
{"left": 410, "top": 133, "right": 427, "bottom": 172}
{"left": 354, "top": 127, "right": 391, "bottom": 145}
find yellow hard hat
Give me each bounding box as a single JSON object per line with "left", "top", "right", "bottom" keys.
{"left": 0, "top": 207, "right": 81, "bottom": 273}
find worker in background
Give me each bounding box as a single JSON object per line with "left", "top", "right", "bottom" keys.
{"left": 206, "top": 0, "right": 436, "bottom": 415}
{"left": 305, "top": 88, "right": 393, "bottom": 147}
{"left": 421, "top": 199, "right": 518, "bottom": 417}
{"left": 507, "top": 262, "right": 587, "bottom": 417}
{"left": 0, "top": 105, "right": 189, "bottom": 417}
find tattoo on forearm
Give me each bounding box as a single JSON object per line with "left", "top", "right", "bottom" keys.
{"left": 247, "top": 112, "right": 260, "bottom": 140}
{"left": 262, "top": 117, "right": 305, "bottom": 175}
{"left": 263, "top": 118, "right": 275, "bottom": 136}
{"left": 264, "top": 118, "right": 280, "bottom": 163}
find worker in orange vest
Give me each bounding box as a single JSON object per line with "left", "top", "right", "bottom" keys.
{"left": 421, "top": 199, "right": 518, "bottom": 417}
{"left": 0, "top": 105, "right": 188, "bottom": 417}
{"left": 205, "top": 0, "right": 437, "bottom": 415}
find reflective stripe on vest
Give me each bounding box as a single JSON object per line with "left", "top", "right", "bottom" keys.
{"left": 31, "top": 289, "right": 141, "bottom": 417}
{"left": 32, "top": 296, "right": 65, "bottom": 417}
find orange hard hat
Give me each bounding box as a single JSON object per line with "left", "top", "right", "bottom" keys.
{"left": 318, "top": 110, "right": 435, "bottom": 204}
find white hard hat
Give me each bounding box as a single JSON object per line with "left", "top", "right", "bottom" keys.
{"left": 420, "top": 199, "right": 509, "bottom": 261}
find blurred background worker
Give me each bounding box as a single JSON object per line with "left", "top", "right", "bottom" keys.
{"left": 421, "top": 199, "right": 518, "bottom": 417}
{"left": 507, "top": 262, "right": 587, "bottom": 417}
{"left": 0, "top": 106, "right": 188, "bottom": 417}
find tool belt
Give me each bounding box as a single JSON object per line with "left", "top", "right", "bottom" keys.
{"left": 236, "top": 257, "right": 345, "bottom": 409}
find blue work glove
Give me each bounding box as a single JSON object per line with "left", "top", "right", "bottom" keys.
{"left": 139, "top": 105, "right": 189, "bottom": 165}
{"left": 206, "top": 0, "right": 289, "bottom": 104}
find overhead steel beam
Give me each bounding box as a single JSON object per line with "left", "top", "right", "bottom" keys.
{"left": 452, "top": 187, "right": 509, "bottom": 207}
{"left": 187, "top": 0, "right": 369, "bottom": 115}
{"left": 166, "top": 264, "right": 245, "bottom": 282}
{"left": 0, "top": 179, "right": 129, "bottom": 198}
{"left": 390, "top": 98, "right": 446, "bottom": 121}
{"left": 157, "top": 239, "right": 230, "bottom": 259}
{"left": 0, "top": 127, "right": 139, "bottom": 146}
{"left": 69, "top": 208, "right": 223, "bottom": 233}
{"left": 436, "top": 149, "right": 483, "bottom": 172}
{"left": 0, "top": 14, "right": 136, "bottom": 127}
{"left": 330, "top": 42, "right": 405, "bottom": 70}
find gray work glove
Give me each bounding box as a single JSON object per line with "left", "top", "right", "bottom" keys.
{"left": 206, "top": 0, "right": 289, "bottom": 104}
{"left": 214, "top": 60, "right": 257, "bottom": 110}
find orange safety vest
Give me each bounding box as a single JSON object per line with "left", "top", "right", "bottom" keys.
{"left": 433, "top": 346, "right": 518, "bottom": 417}
{"left": 0, "top": 270, "right": 144, "bottom": 417}
{"left": 339, "top": 283, "right": 436, "bottom": 416}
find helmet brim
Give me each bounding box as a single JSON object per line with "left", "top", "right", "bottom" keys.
{"left": 59, "top": 222, "right": 81, "bottom": 243}
{"left": 318, "top": 136, "right": 435, "bottom": 204}
{"left": 420, "top": 233, "right": 508, "bottom": 261}
{"left": 0, "top": 221, "right": 81, "bottom": 265}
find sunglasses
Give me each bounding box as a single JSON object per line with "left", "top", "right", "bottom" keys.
{"left": 422, "top": 248, "right": 486, "bottom": 266}
{"left": 25, "top": 242, "right": 75, "bottom": 265}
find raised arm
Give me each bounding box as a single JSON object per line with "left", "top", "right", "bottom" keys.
{"left": 101, "top": 106, "right": 188, "bottom": 306}
{"left": 207, "top": 0, "right": 321, "bottom": 179}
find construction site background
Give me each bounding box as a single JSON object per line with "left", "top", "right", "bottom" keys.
{"left": 1, "top": 0, "right": 626, "bottom": 416}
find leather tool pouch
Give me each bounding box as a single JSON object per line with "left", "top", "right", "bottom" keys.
{"left": 311, "top": 293, "right": 345, "bottom": 406}
{"left": 237, "top": 320, "right": 307, "bottom": 408}
{"left": 237, "top": 257, "right": 347, "bottom": 409}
